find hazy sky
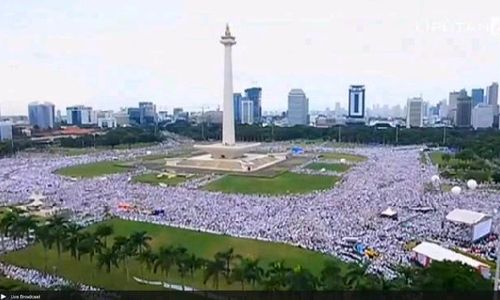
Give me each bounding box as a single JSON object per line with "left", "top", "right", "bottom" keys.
{"left": 1, "top": 0, "right": 500, "bottom": 115}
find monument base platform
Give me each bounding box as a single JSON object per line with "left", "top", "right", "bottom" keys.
{"left": 193, "top": 142, "right": 261, "bottom": 159}
{"left": 166, "top": 152, "right": 286, "bottom": 173}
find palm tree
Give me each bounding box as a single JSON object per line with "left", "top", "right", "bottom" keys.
{"left": 153, "top": 245, "right": 177, "bottom": 282}
{"left": 112, "top": 235, "right": 135, "bottom": 281}
{"left": 93, "top": 224, "right": 113, "bottom": 248}
{"left": 230, "top": 263, "right": 246, "bottom": 290}
{"left": 203, "top": 257, "right": 225, "bottom": 290}
{"left": 1, "top": 210, "right": 20, "bottom": 247}
{"left": 240, "top": 257, "right": 263, "bottom": 288}
{"left": 286, "top": 265, "right": 319, "bottom": 291}
{"left": 262, "top": 260, "right": 291, "bottom": 291}
{"left": 320, "top": 260, "right": 345, "bottom": 290}
{"left": 16, "top": 215, "right": 38, "bottom": 242}
{"left": 46, "top": 215, "right": 68, "bottom": 258}
{"left": 35, "top": 224, "right": 54, "bottom": 272}
{"left": 343, "top": 263, "right": 368, "bottom": 290}
{"left": 96, "top": 247, "right": 119, "bottom": 273}
{"left": 215, "top": 247, "right": 235, "bottom": 278}
{"left": 176, "top": 252, "right": 190, "bottom": 291}
{"left": 185, "top": 253, "right": 203, "bottom": 278}
{"left": 64, "top": 223, "right": 82, "bottom": 259}
{"left": 77, "top": 233, "right": 103, "bottom": 263}
{"left": 136, "top": 248, "right": 156, "bottom": 277}
{"left": 129, "top": 231, "right": 152, "bottom": 255}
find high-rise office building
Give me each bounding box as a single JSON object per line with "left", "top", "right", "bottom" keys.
{"left": 127, "top": 108, "right": 141, "bottom": 125}
{"left": 233, "top": 93, "right": 243, "bottom": 124}
{"left": 66, "top": 105, "right": 93, "bottom": 126}
{"left": 471, "top": 88, "right": 484, "bottom": 107}
{"left": 487, "top": 82, "right": 499, "bottom": 114}
{"left": 173, "top": 108, "right": 184, "bottom": 117}
{"left": 456, "top": 91, "right": 472, "bottom": 127}
{"left": 438, "top": 99, "right": 449, "bottom": 119}
{"left": 0, "top": 121, "right": 13, "bottom": 141}
{"left": 240, "top": 99, "right": 254, "bottom": 125}
{"left": 472, "top": 104, "right": 495, "bottom": 129}
{"left": 244, "top": 87, "right": 262, "bottom": 123}
{"left": 348, "top": 85, "right": 365, "bottom": 119}
{"left": 28, "top": 101, "right": 55, "bottom": 129}
{"left": 139, "top": 102, "right": 156, "bottom": 125}
{"left": 448, "top": 91, "right": 460, "bottom": 121}
{"left": 406, "top": 97, "right": 424, "bottom": 128}
{"left": 287, "top": 89, "right": 309, "bottom": 126}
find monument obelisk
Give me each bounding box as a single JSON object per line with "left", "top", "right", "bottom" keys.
{"left": 171, "top": 25, "right": 286, "bottom": 171}
{"left": 221, "top": 24, "right": 236, "bottom": 146}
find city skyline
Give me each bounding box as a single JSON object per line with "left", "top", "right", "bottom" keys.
{"left": 1, "top": 0, "right": 500, "bottom": 115}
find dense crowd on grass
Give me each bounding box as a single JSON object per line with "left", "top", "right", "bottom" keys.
{"left": 0, "top": 210, "right": 491, "bottom": 291}
{"left": 0, "top": 141, "right": 499, "bottom": 291}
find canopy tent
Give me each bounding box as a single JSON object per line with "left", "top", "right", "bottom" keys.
{"left": 445, "top": 209, "right": 489, "bottom": 225}
{"left": 380, "top": 207, "right": 398, "bottom": 219}
{"left": 411, "top": 241, "right": 490, "bottom": 278}
{"left": 445, "top": 209, "right": 492, "bottom": 242}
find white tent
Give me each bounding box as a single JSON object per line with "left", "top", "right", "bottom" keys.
{"left": 445, "top": 209, "right": 492, "bottom": 242}
{"left": 412, "top": 242, "right": 491, "bottom": 278}
{"left": 380, "top": 207, "right": 398, "bottom": 218}
{"left": 412, "top": 241, "right": 490, "bottom": 278}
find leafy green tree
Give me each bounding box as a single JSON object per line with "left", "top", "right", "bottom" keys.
{"left": 35, "top": 224, "right": 54, "bottom": 272}
{"left": 412, "top": 261, "right": 491, "bottom": 291}
{"left": 343, "top": 263, "right": 368, "bottom": 290}
{"left": 215, "top": 247, "right": 235, "bottom": 278}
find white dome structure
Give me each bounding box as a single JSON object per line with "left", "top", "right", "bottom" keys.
{"left": 451, "top": 186, "right": 462, "bottom": 195}
{"left": 467, "top": 179, "right": 478, "bottom": 190}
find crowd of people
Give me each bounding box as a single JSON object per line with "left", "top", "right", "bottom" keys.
{"left": 0, "top": 262, "right": 99, "bottom": 290}
{"left": 0, "top": 141, "right": 499, "bottom": 283}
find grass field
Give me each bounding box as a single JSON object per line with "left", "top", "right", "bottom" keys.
{"left": 1, "top": 219, "right": 340, "bottom": 291}
{"left": 0, "top": 276, "right": 41, "bottom": 291}
{"left": 319, "top": 152, "right": 367, "bottom": 162}
{"left": 55, "top": 161, "right": 134, "bottom": 178}
{"left": 205, "top": 172, "right": 339, "bottom": 195}
{"left": 132, "top": 173, "right": 193, "bottom": 186}
{"left": 429, "top": 151, "right": 444, "bottom": 165}
{"left": 306, "top": 162, "right": 351, "bottom": 173}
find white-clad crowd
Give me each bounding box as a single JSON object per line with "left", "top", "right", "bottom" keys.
{"left": 0, "top": 142, "right": 499, "bottom": 283}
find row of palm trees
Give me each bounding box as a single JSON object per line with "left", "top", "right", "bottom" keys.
{"left": 0, "top": 210, "right": 490, "bottom": 291}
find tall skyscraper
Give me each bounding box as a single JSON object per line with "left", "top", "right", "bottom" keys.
{"left": 139, "top": 102, "right": 156, "bottom": 125}
{"left": 448, "top": 91, "right": 460, "bottom": 121}
{"left": 240, "top": 99, "right": 254, "bottom": 125}
{"left": 244, "top": 87, "right": 262, "bottom": 123}
{"left": 127, "top": 108, "right": 141, "bottom": 125}
{"left": 487, "top": 82, "right": 499, "bottom": 114}
{"left": 233, "top": 93, "right": 242, "bottom": 124}
{"left": 471, "top": 88, "right": 484, "bottom": 107}
{"left": 456, "top": 91, "right": 472, "bottom": 127}
{"left": 406, "top": 97, "right": 423, "bottom": 128}
{"left": 348, "top": 85, "right": 365, "bottom": 119}
{"left": 287, "top": 89, "right": 309, "bottom": 126}
{"left": 66, "top": 105, "right": 93, "bottom": 125}
{"left": 28, "top": 101, "right": 55, "bottom": 129}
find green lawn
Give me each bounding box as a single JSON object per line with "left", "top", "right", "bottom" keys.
{"left": 429, "top": 151, "right": 444, "bottom": 165}
{"left": 0, "top": 276, "right": 41, "bottom": 291}
{"left": 306, "top": 162, "right": 351, "bottom": 173}
{"left": 319, "top": 152, "right": 367, "bottom": 162}
{"left": 205, "top": 172, "right": 339, "bottom": 195}
{"left": 1, "top": 219, "right": 341, "bottom": 291}
{"left": 55, "top": 161, "right": 134, "bottom": 178}
{"left": 132, "top": 173, "right": 192, "bottom": 186}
